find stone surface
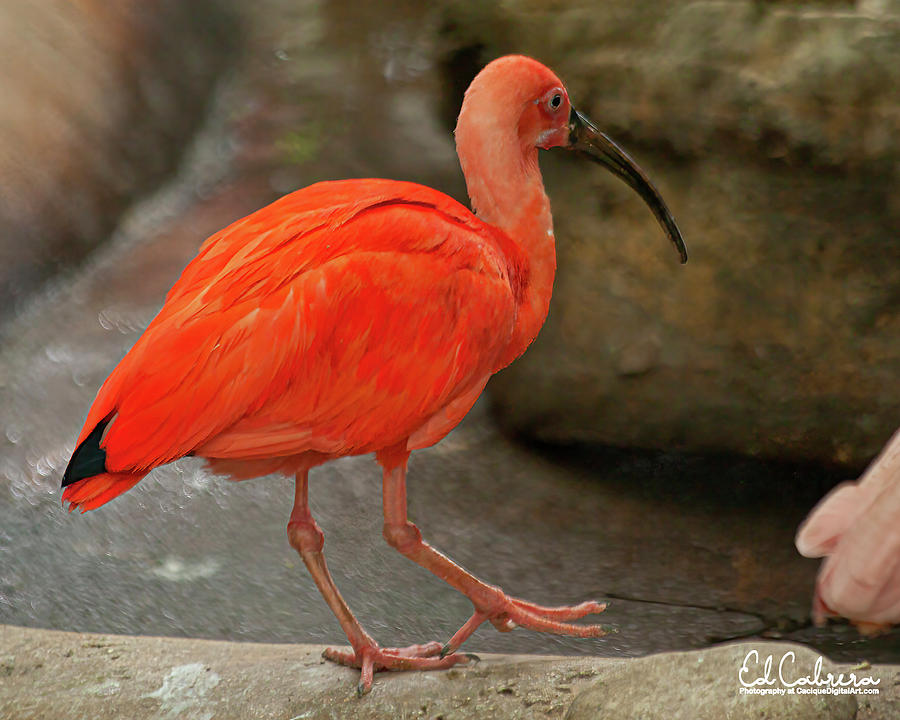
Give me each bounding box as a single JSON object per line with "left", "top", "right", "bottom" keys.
{"left": 0, "top": 625, "right": 615, "bottom": 720}
{"left": 565, "top": 643, "right": 860, "bottom": 720}
{"left": 440, "top": 0, "right": 900, "bottom": 468}
{"left": 0, "top": 0, "right": 236, "bottom": 318}
{"left": 1, "top": 626, "right": 897, "bottom": 719}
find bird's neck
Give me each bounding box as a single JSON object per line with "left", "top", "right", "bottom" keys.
{"left": 458, "top": 138, "right": 557, "bottom": 368}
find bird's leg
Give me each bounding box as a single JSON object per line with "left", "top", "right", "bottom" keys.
{"left": 286, "top": 471, "right": 470, "bottom": 695}
{"left": 286, "top": 471, "right": 375, "bottom": 652}
{"left": 381, "top": 462, "right": 610, "bottom": 656}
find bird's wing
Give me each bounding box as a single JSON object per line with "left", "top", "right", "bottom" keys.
{"left": 79, "top": 180, "right": 524, "bottom": 472}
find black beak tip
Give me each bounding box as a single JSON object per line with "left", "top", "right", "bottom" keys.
{"left": 568, "top": 106, "right": 688, "bottom": 266}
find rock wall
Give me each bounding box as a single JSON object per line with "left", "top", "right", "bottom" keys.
{"left": 0, "top": 0, "right": 236, "bottom": 318}
{"left": 439, "top": 0, "right": 900, "bottom": 467}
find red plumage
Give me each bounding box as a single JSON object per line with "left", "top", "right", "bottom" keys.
{"left": 63, "top": 55, "right": 685, "bottom": 693}
{"left": 64, "top": 180, "right": 525, "bottom": 509}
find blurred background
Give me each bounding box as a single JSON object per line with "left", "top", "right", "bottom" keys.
{"left": 1, "top": 0, "right": 898, "bottom": 662}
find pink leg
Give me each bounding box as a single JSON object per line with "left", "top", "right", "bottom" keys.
{"left": 286, "top": 471, "right": 470, "bottom": 695}
{"left": 380, "top": 462, "right": 610, "bottom": 656}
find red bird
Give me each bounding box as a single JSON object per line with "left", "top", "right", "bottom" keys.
{"left": 62, "top": 55, "right": 686, "bottom": 693}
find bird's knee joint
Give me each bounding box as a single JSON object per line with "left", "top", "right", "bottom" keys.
{"left": 472, "top": 585, "right": 508, "bottom": 616}
{"left": 382, "top": 522, "right": 422, "bottom": 555}
{"left": 287, "top": 518, "right": 324, "bottom": 553}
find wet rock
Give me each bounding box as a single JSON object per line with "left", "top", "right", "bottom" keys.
{"left": 565, "top": 643, "right": 858, "bottom": 720}
{"left": 435, "top": 0, "right": 900, "bottom": 467}
{"left": 0, "top": 625, "right": 611, "bottom": 720}
{"left": 2, "top": 626, "right": 896, "bottom": 719}
{"left": 0, "top": 0, "right": 236, "bottom": 318}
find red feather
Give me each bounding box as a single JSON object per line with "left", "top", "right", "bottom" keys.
{"left": 64, "top": 180, "right": 525, "bottom": 510}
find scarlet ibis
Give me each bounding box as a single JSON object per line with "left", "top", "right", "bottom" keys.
{"left": 796, "top": 427, "right": 900, "bottom": 633}
{"left": 62, "top": 55, "right": 686, "bottom": 694}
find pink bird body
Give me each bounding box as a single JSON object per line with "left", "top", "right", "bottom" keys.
{"left": 64, "top": 180, "right": 528, "bottom": 509}
{"left": 796, "top": 427, "right": 900, "bottom": 631}
{"left": 62, "top": 55, "right": 686, "bottom": 693}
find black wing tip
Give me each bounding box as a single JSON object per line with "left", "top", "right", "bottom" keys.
{"left": 61, "top": 417, "right": 111, "bottom": 488}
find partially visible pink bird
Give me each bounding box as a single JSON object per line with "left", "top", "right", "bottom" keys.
{"left": 796, "top": 427, "right": 900, "bottom": 632}
{"left": 61, "top": 55, "right": 686, "bottom": 693}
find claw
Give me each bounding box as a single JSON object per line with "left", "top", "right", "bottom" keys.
{"left": 360, "top": 653, "right": 375, "bottom": 694}
{"left": 322, "top": 640, "right": 470, "bottom": 694}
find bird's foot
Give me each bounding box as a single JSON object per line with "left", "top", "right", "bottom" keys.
{"left": 322, "top": 640, "right": 476, "bottom": 695}
{"left": 442, "top": 595, "right": 611, "bottom": 657}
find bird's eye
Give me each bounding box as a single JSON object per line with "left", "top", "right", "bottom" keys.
{"left": 549, "top": 93, "right": 562, "bottom": 110}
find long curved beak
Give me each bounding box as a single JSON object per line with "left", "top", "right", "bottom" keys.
{"left": 567, "top": 108, "right": 687, "bottom": 264}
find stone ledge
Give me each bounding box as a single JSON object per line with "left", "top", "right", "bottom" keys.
{"left": 1, "top": 625, "right": 896, "bottom": 719}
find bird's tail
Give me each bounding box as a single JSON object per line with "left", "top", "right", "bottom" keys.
{"left": 62, "top": 472, "right": 145, "bottom": 513}
{"left": 61, "top": 414, "right": 145, "bottom": 512}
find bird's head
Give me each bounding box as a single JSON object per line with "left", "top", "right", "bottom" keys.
{"left": 457, "top": 55, "right": 687, "bottom": 264}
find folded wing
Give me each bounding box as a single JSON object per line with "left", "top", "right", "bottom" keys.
{"left": 64, "top": 179, "right": 523, "bottom": 508}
